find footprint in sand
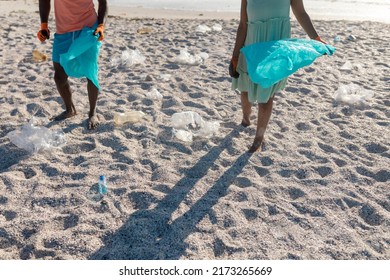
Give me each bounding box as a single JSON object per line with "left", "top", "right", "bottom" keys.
{"left": 359, "top": 204, "right": 383, "bottom": 226}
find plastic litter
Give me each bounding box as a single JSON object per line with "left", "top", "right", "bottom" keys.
{"left": 146, "top": 87, "right": 163, "bottom": 100}
{"left": 241, "top": 38, "right": 336, "bottom": 88}
{"left": 113, "top": 110, "right": 146, "bottom": 125}
{"left": 212, "top": 24, "right": 223, "bottom": 32}
{"left": 98, "top": 175, "right": 108, "bottom": 195}
{"left": 32, "top": 50, "right": 47, "bottom": 62}
{"left": 196, "top": 24, "right": 211, "bottom": 33}
{"left": 171, "top": 111, "right": 220, "bottom": 141}
{"left": 7, "top": 118, "right": 66, "bottom": 154}
{"left": 175, "top": 48, "right": 206, "bottom": 65}
{"left": 334, "top": 83, "right": 374, "bottom": 105}
{"left": 340, "top": 61, "right": 353, "bottom": 71}
{"left": 333, "top": 36, "right": 341, "bottom": 43}
{"left": 111, "top": 49, "right": 146, "bottom": 67}
{"left": 172, "top": 128, "right": 193, "bottom": 142}
{"left": 60, "top": 26, "right": 101, "bottom": 90}
{"left": 137, "top": 27, "right": 153, "bottom": 34}
{"left": 347, "top": 35, "right": 356, "bottom": 41}
{"left": 159, "top": 74, "right": 172, "bottom": 81}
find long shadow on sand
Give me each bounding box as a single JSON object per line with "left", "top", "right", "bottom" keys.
{"left": 89, "top": 126, "right": 253, "bottom": 259}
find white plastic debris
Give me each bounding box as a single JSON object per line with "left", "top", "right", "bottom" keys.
{"left": 196, "top": 24, "right": 211, "bottom": 33}
{"left": 334, "top": 83, "right": 374, "bottom": 105}
{"left": 212, "top": 24, "right": 223, "bottom": 32}
{"left": 146, "top": 87, "right": 163, "bottom": 100}
{"left": 172, "top": 129, "right": 193, "bottom": 142}
{"left": 7, "top": 118, "right": 66, "bottom": 154}
{"left": 333, "top": 36, "right": 341, "bottom": 42}
{"left": 171, "top": 111, "right": 219, "bottom": 141}
{"left": 347, "top": 35, "right": 356, "bottom": 41}
{"left": 199, "top": 52, "right": 209, "bottom": 60}
{"left": 111, "top": 49, "right": 146, "bottom": 67}
{"left": 159, "top": 74, "right": 172, "bottom": 81}
{"left": 340, "top": 61, "right": 353, "bottom": 71}
{"left": 175, "top": 48, "right": 206, "bottom": 65}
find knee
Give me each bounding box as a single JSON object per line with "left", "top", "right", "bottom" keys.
{"left": 54, "top": 71, "right": 68, "bottom": 87}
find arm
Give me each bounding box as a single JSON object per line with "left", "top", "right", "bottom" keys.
{"left": 290, "top": 0, "right": 320, "bottom": 39}
{"left": 39, "top": 0, "right": 50, "bottom": 24}
{"left": 94, "top": 0, "right": 108, "bottom": 41}
{"left": 97, "top": 0, "right": 108, "bottom": 25}
{"left": 232, "top": 0, "right": 248, "bottom": 59}
{"left": 229, "top": 0, "right": 248, "bottom": 77}
{"left": 37, "top": 0, "right": 51, "bottom": 42}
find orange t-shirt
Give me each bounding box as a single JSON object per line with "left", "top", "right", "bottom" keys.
{"left": 54, "top": 0, "right": 97, "bottom": 34}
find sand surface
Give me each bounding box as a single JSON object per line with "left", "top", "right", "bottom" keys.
{"left": 0, "top": 1, "right": 389, "bottom": 259}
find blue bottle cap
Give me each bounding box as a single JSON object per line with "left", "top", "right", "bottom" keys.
{"left": 99, "top": 175, "right": 105, "bottom": 181}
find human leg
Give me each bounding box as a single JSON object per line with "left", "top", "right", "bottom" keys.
{"left": 248, "top": 96, "right": 274, "bottom": 153}
{"left": 51, "top": 62, "right": 77, "bottom": 121}
{"left": 240, "top": 91, "right": 252, "bottom": 127}
{"left": 87, "top": 79, "right": 100, "bottom": 130}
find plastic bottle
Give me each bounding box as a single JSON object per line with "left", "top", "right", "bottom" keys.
{"left": 113, "top": 110, "right": 145, "bottom": 125}
{"left": 98, "top": 175, "right": 107, "bottom": 195}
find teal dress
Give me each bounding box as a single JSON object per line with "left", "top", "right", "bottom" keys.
{"left": 232, "top": 0, "right": 291, "bottom": 103}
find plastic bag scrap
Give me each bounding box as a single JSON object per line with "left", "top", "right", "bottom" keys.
{"left": 171, "top": 111, "right": 220, "bottom": 142}
{"left": 175, "top": 48, "right": 208, "bottom": 66}
{"left": 7, "top": 118, "right": 66, "bottom": 154}
{"left": 196, "top": 24, "right": 211, "bottom": 33}
{"left": 111, "top": 49, "right": 146, "bottom": 67}
{"left": 60, "top": 26, "right": 101, "bottom": 90}
{"left": 196, "top": 24, "right": 222, "bottom": 33}
{"left": 146, "top": 87, "right": 163, "bottom": 100}
{"left": 334, "top": 83, "right": 374, "bottom": 105}
{"left": 241, "top": 38, "right": 336, "bottom": 88}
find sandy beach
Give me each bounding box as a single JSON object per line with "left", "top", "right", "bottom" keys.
{"left": 0, "top": 1, "right": 389, "bottom": 260}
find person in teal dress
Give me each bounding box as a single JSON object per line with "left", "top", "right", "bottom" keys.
{"left": 230, "top": 0, "right": 326, "bottom": 153}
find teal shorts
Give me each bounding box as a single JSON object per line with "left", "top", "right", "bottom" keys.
{"left": 52, "top": 23, "right": 97, "bottom": 63}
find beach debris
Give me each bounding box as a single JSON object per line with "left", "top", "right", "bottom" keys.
{"left": 137, "top": 27, "right": 153, "bottom": 34}
{"left": 334, "top": 83, "right": 374, "bottom": 105}
{"left": 146, "top": 87, "right": 163, "bottom": 100}
{"left": 7, "top": 117, "right": 66, "bottom": 154}
{"left": 333, "top": 36, "right": 341, "bottom": 43}
{"left": 212, "top": 24, "right": 223, "bottom": 32}
{"left": 111, "top": 49, "right": 146, "bottom": 67}
{"left": 159, "top": 73, "right": 172, "bottom": 81}
{"left": 340, "top": 61, "right": 353, "bottom": 71}
{"left": 347, "top": 35, "right": 356, "bottom": 41}
{"left": 98, "top": 175, "right": 108, "bottom": 195}
{"left": 171, "top": 111, "right": 220, "bottom": 142}
{"left": 113, "top": 110, "right": 146, "bottom": 125}
{"left": 32, "top": 49, "right": 47, "bottom": 62}
{"left": 175, "top": 48, "right": 208, "bottom": 65}
{"left": 196, "top": 24, "right": 211, "bottom": 33}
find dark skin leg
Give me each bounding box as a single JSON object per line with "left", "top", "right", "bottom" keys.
{"left": 248, "top": 96, "right": 274, "bottom": 153}
{"left": 240, "top": 91, "right": 252, "bottom": 127}
{"left": 51, "top": 62, "right": 77, "bottom": 121}
{"left": 87, "top": 79, "right": 100, "bottom": 130}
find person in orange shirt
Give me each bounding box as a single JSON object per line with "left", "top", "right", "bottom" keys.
{"left": 37, "top": 0, "right": 107, "bottom": 130}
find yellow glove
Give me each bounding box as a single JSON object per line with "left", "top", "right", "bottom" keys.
{"left": 94, "top": 24, "right": 104, "bottom": 41}
{"left": 37, "top": 23, "right": 50, "bottom": 42}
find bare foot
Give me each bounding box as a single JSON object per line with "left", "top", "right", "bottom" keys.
{"left": 88, "top": 114, "right": 100, "bottom": 130}
{"left": 248, "top": 136, "right": 264, "bottom": 153}
{"left": 50, "top": 110, "right": 77, "bottom": 121}
{"left": 241, "top": 120, "right": 250, "bottom": 127}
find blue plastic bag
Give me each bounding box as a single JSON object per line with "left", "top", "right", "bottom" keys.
{"left": 241, "top": 38, "right": 336, "bottom": 88}
{"left": 60, "top": 27, "right": 101, "bottom": 90}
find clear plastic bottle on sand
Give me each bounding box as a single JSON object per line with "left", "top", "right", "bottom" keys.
{"left": 98, "top": 175, "right": 107, "bottom": 195}
{"left": 113, "top": 111, "right": 145, "bottom": 125}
